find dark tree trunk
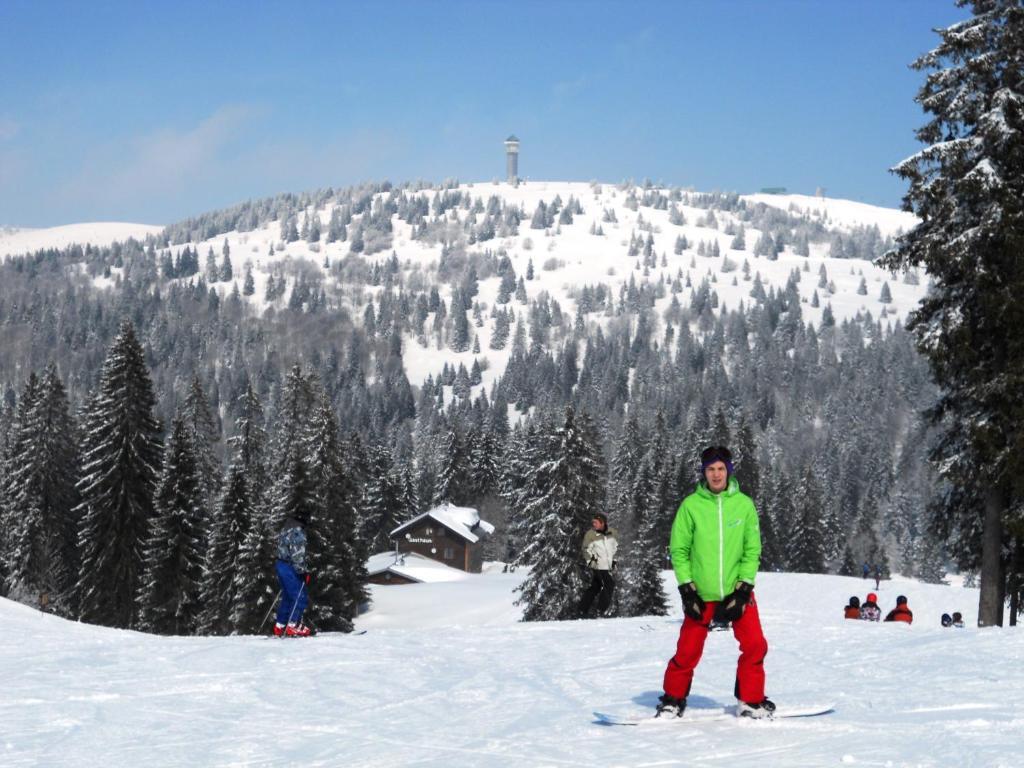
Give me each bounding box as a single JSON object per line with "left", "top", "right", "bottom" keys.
{"left": 978, "top": 483, "right": 1006, "bottom": 627}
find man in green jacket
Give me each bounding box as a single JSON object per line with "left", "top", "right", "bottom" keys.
{"left": 655, "top": 446, "right": 774, "bottom": 719}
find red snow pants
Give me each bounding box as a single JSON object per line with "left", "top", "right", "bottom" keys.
{"left": 662, "top": 594, "right": 768, "bottom": 703}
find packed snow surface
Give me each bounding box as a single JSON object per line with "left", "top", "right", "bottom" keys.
{"left": 0, "top": 222, "right": 163, "bottom": 258}
{"left": 3, "top": 568, "right": 1020, "bottom": 767}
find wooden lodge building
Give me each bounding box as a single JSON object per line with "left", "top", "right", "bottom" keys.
{"left": 366, "top": 504, "right": 494, "bottom": 585}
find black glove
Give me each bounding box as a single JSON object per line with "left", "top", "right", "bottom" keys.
{"left": 715, "top": 582, "right": 753, "bottom": 623}
{"left": 679, "top": 582, "right": 705, "bottom": 622}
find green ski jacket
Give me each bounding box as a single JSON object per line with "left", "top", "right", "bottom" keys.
{"left": 669, "top": 477, "right": 761, "bottom": 602}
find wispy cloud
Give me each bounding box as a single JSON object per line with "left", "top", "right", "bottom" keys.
{"left": 60, "top": 104, "right": 259, "bottom": 212}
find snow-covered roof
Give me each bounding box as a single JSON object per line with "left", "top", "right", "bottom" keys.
{"left": 391, "top": 504, "right": 495, "bottom": 544}
{"left": 365, "top": 551, "right": 468, "bottom": 584}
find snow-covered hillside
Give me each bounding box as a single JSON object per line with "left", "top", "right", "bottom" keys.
{"left": 0, "top": 222, "right": 163, "bottom": 259}
{"left": 4, "top": 569, "right": 1020, "bottom": 767}
{"left": 742, "top": 192, "right": 918, "bottom": 238}
{"left": 148, "top": 181, "right": 928, "bottom": 391}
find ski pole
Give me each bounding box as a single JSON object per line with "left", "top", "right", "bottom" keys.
{"left": 285, "top": 579, "right": 307, "bottom": 629}
{"left": 259, "top": 590, "right": 282, "bottom": 633}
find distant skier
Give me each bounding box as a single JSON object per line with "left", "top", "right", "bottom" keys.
{"left": 578, "top": 513, "right": 618, "bottom": 618}
{"left": 274, "top": 513, "right": 313, "bottom": 637}
{"left": 941, "top": 613, "right": 953, "bottom": 628}
{"left": 884, "top": 595, "right": 913, "bottom": 624}
{"left": 951, "top": 611, "right": 965, "bottom": 628}
{"left": 862, "top": 562, "right": 870, "bottom": 580}
{"left": 656, "top": 446, "right": 774, "bottom": 720}
{"left": 859, "top": 592, "right": 882, "bottom": 622}
{"left": 873, "top": 564, "right": 882, "bottom": 590}
{"left": 843, "top": 595, "right": 861, "bottom": 619}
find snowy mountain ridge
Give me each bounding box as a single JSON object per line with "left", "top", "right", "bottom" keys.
{"left": 1, "top": 182, "right": 926, "bottom": 394}
{"left": 0, "top": 221, "right": 163, "bottom": 260}
{"left": 76, "top": 180, "right": 926, "bottom": 393}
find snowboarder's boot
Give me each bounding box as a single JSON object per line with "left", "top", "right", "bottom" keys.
{"left": 285, "top": 622, "right": 312, "bottom": 637}
{"left": 655, "top": 694, "right": 687, "bottom": 718}
{"left": 737, "top": 697, "right": 776, "bottom": 719}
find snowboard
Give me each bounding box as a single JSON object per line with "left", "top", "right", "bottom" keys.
{"left": 593, "top": 702, "right": 835, "bottom": 726}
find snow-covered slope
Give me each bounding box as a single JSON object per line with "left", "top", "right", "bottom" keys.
{"left": 3, "top": 569, "right": 1020, "bottom": 767}
{"left": 5, "top": 183, "right": 927, "bottom": 396}
{"left": 152, "top": 181, "right": 928, "bottom": 391}
{"left": 0, "top": 222, "right": 163, "bottom": 259}
{"left": 742, "top": 192, "right": 918, "bottom": 238}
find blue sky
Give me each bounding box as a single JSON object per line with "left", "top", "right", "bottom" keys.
{"left": 0, "top": 1, "right": 967, "bottom": 227}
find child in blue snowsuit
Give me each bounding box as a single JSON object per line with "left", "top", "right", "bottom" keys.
{"left": 274, "top": 516, "right": 312, "bottom": 637}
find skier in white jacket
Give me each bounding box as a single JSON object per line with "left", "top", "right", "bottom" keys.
{"left": 578, "top": 513, "right": 619, "bottom": 618}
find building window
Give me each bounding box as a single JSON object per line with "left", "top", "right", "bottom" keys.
{"left": 443, "top": 547, "right": 454, "bottom": 560}
{"left": 425, "top": 527, "right": 433, "bottom": 535}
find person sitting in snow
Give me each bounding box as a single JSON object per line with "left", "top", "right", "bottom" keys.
{"left": 884, "top": 594, "right": 913, "bottom": 624}
{"left": 578, "top": 512, "right": 618, "bottom": 618}
{"left": 859, "top": 592, "right": 882, "bottom": 622}
{"left": 941, "top": 613, "right": 953, "bottom": 627}
{"left": 952, "top": 611, "right": 965, "bottom": 628}
{"left": 273, "top": 512, "right": 313, "bottom": 638}
{"left": 844, "top": 595, "right": 862, "bottom": 619}
{"left": 656, "top": 445, "right": 773, "bottom": 720}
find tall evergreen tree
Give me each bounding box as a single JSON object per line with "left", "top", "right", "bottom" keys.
{"left": 137, "top": 416, "right": 206, "bottom": 635}
{"left": 306, "top": 399, "right": 366, "bottom": 632}
{"left": 2, "top": 366, "right": 81, "bottom": 613}
{"left": 620, "top": 456, "right": 669, "bottom": 617}
{"left": 878, "top": 0, "right": 1024, "bottom": 626}
{"left": 75, "top": 322, "right": 163, "bottom": 629}
{"left": 198, "top": 461, "right": 252, "bottom": 635}
{"left": 516, "top": 407, "right": 605, "bottom": 621}
{"left": 181, "top": 375, "right": 221, "bottom": 513}
{"left": 362, "top": 442, "right": 405, "bottom": 553}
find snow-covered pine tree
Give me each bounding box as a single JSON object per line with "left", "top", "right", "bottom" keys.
{"left": 361, "top": 442, "right": 405, "bottom": 553}
{"left": 306, "top": 398, "right": 365, "bottom": 632}
{"left": 515, "top": 407, "right": 605, "bottom": 621}
{"left": 137, "top": 415, "right": 206, "bottom": 635}
{"left": 878, "top": 0, "right": 1024, "bottom": 627}
{"left": 788, "top": 465, "right": 826, "bottom": 574}
{"left": 498, "top": 422, "right": 540, "bottom": 568}
{"left": 75, "top": 322, "right": 163, "bottom": 629}
{"left": 230, "top": 383, "right": 269, "bottom": 506}
{"left": 467, "top": 423, "right": 500, "bottom": 502}
{"left": 204, "top": 385, "right": 269, "bottom": 634}
{"left": 198, "top": 461, "right": 252, "bottom": 635}
{"left": 1, "top": 366, "right": 81, "bottom": 614}
{"left": 181, "top": 376, "right": 221, "bottom": 517}
{"left": 433, "top": 424, "right": 469, "bottom": 505}
{"left": 1, "top": 374, "right": 43, "bottom": 603}
{"left": 609, "top": 410, "right": 644, "bottom": 540}
{"left": 620, "top": 455, "right": 669, "bottom": 617}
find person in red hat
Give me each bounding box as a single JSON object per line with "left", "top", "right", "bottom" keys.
{"left": 859, "top": 592, "right": 881, "bottom": 621}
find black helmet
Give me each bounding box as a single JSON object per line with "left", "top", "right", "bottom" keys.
{"left": 941, "top": 613, "right": 952, "bottom": 627}
{"left": 848, "top": 596, "right": 860, "bottom": 608}
{"left": 896, "top": 595, "right": 908, "bottom": 605}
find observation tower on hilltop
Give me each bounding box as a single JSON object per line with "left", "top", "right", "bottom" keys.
{"left": 504, "top": 135, "right": 520, "bottom": 184}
